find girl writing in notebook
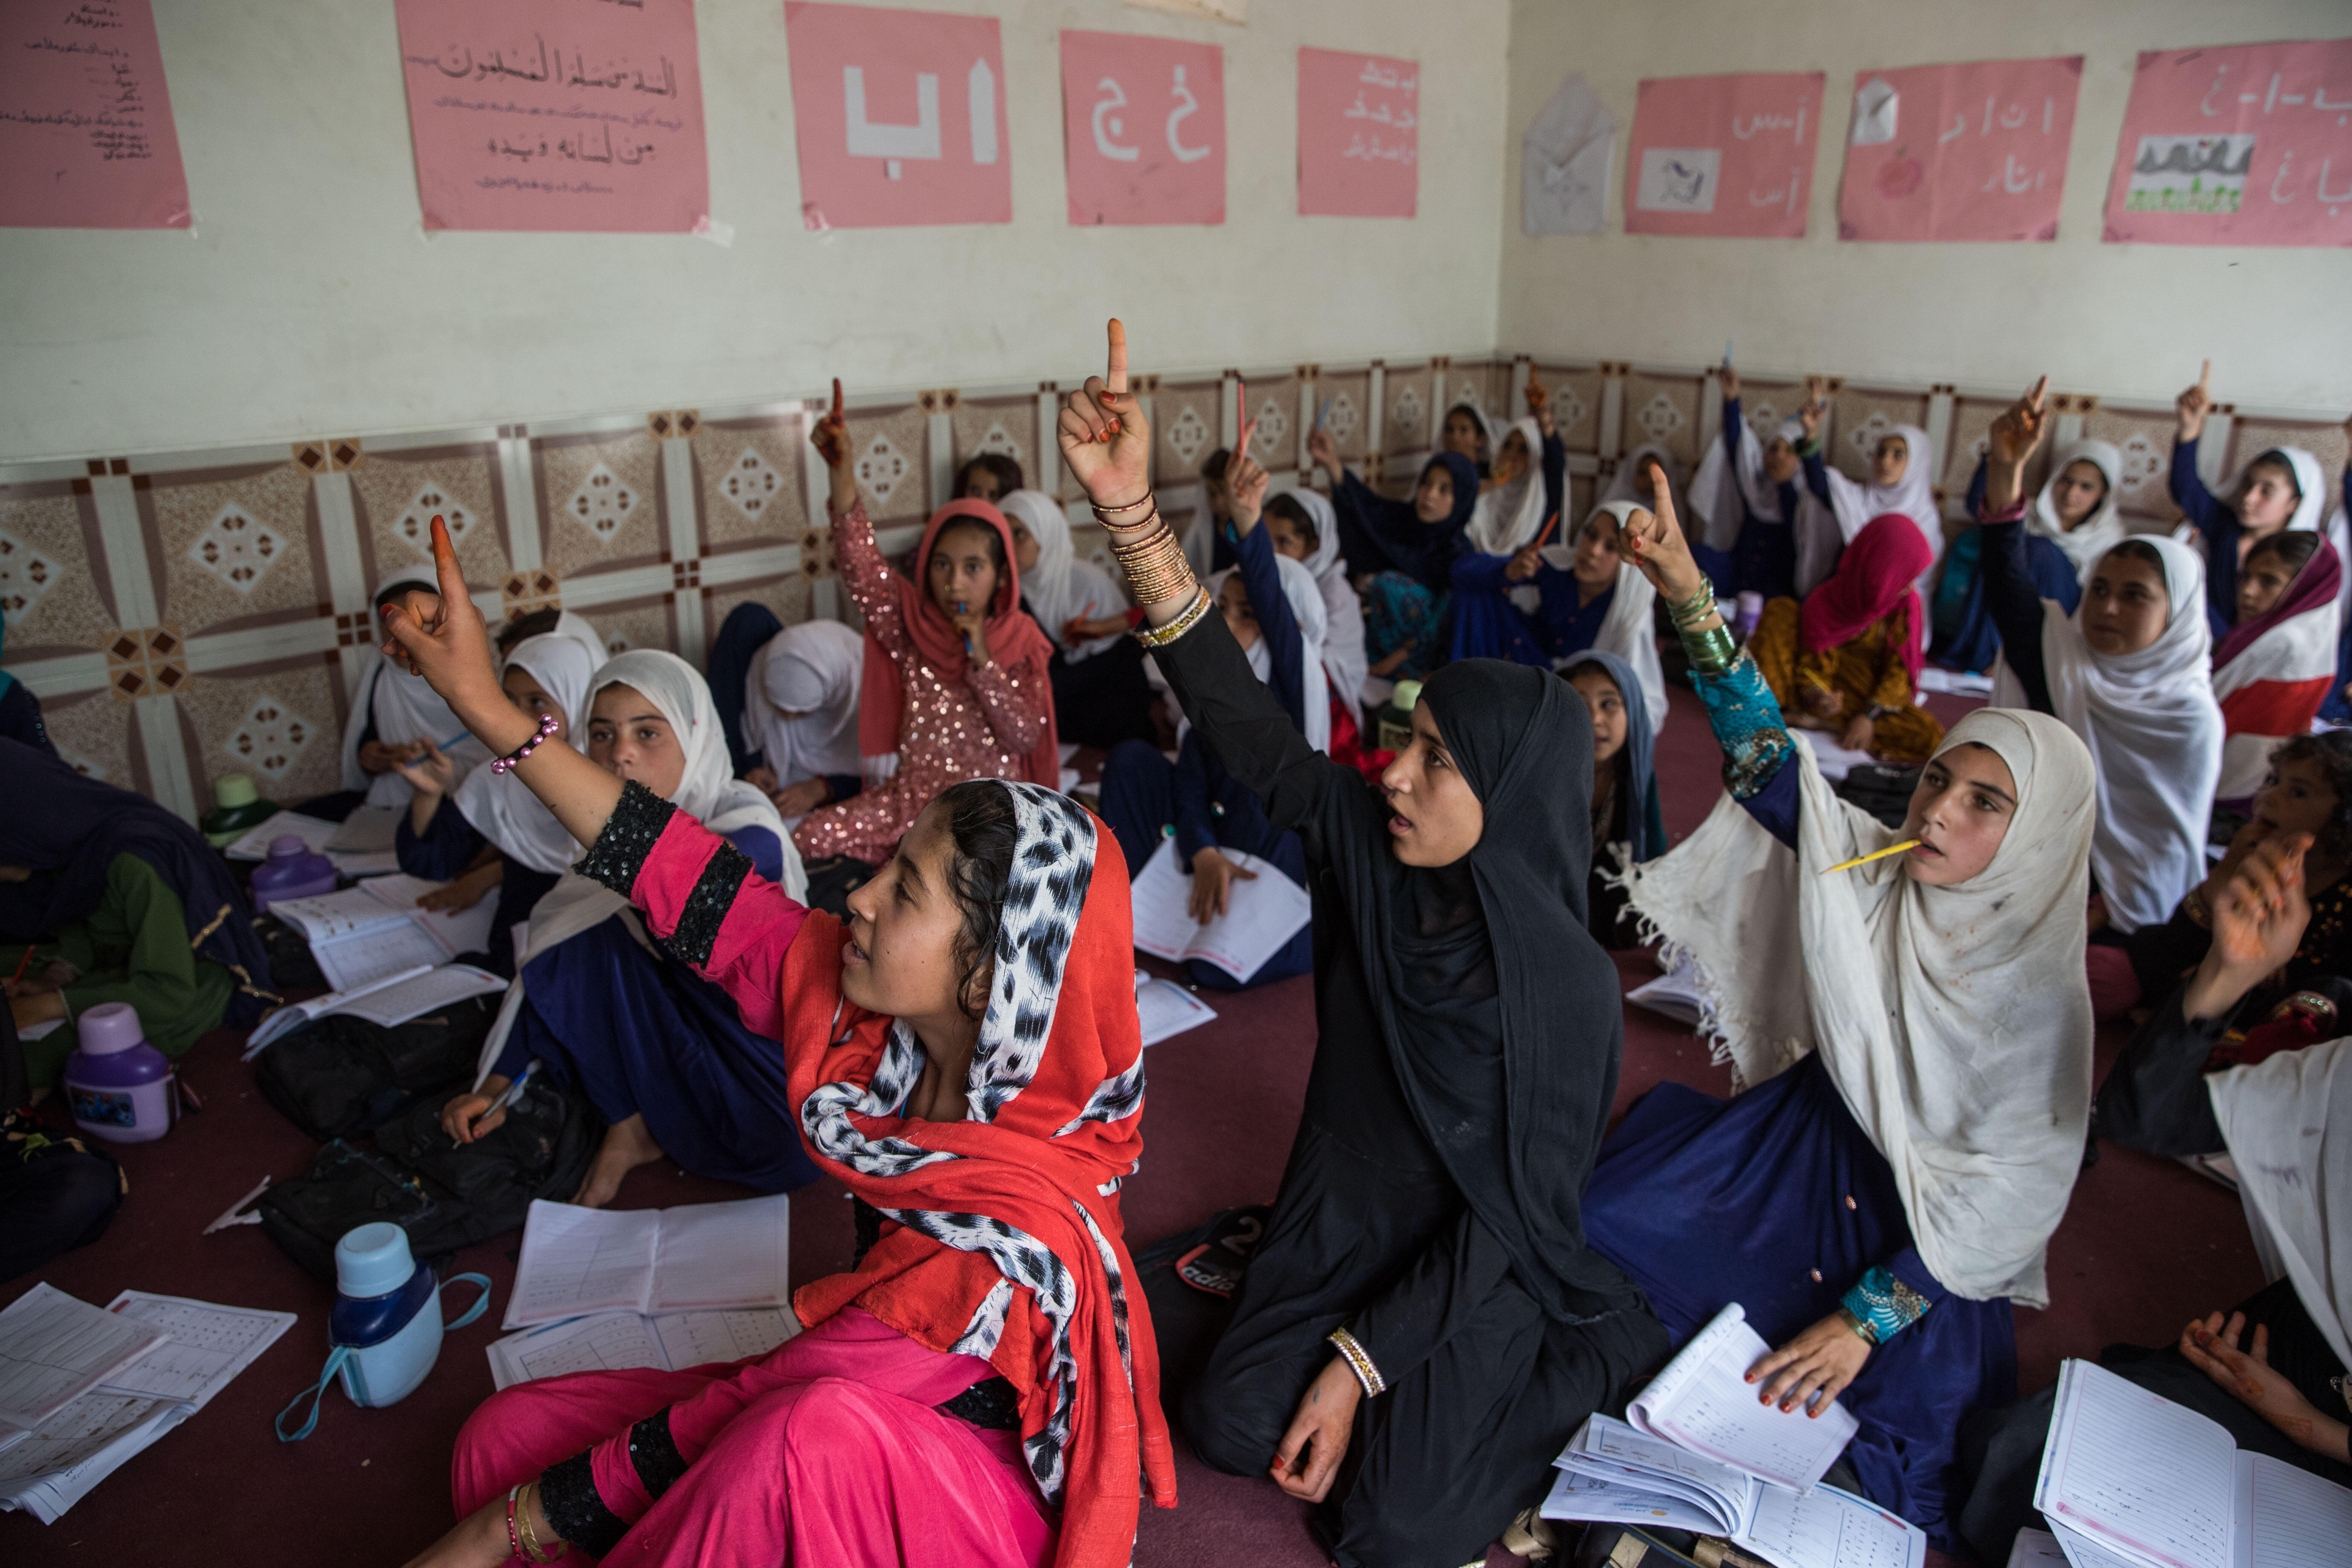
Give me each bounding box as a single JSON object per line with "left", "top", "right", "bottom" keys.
{"left": 1579, "top": 384, "right": 2099, "bottom": 1548}
{"left": 386, "top": 507, "right": 1172, "bottom": 1568}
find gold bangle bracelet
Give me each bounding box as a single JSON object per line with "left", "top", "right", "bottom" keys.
{"left": 1326, "top": 1326, "right": 1387, "bottom": 1396}
{"left": 1133, "top": 588, "right": 1213, "bottom": 649}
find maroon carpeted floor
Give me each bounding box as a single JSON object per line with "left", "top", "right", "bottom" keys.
{"left": 2, "top": 683, "right": 2265, "bottom": 1565}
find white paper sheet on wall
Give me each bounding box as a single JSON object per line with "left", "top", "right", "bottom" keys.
{"left": 1524, "top": 74, "right": 1616, "bottom": 236}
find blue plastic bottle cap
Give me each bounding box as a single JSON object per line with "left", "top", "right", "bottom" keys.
{"left": 336, "top": 1222, "right": 418, "bottom": 1300}
{"left": 75, "top": 1002, "right": 146, "bottom": 1056}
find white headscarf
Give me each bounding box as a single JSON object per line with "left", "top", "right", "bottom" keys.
{"left": 542, "top": 609, "right": 610, "bottom": 675}
{"left": 2209, "top": 1037, "right": 2352, "bottom": 1368}
{"left": 1605, "top": 443, "right": 1689, "bottom": 520}
{"left": 1624, "top": 707, "right": 2097, "bottom": 1306}
{"left": 1464, "top": 416, "right": 1551, "bottom": 557}
{"left": 1544, "top": 501, "right": 1667, "bottom": 737}
{"left": 1691, "top": 418, "right": 1801, "bottom": 554}
{"left": 473, "top": 648, "right": 806, "bottom": 1086}
{"left": 341, "top": 571, "right": 493, "bottom": 805}
{"left": 448, "top": 631, "right": 599, "bottom": 876}
{"left": 745, "top": 619, "right": 865, "bottom": 790}
{"left": 2030, "top": 440, "right": 2128, "bottom": 583}
{"left": 2245, "top": 446, "right": 2349, "bottom": 624}
{"left": 1991, "top": 535, "right": 2222, "bottom": 935}
{"left": 998, "top": 489, "right": 1122, "bottom": 662}
{"left": 1822, "top": 423, "right": 1942, "bottom": 565}
{"left": 1277, "top": 487, "right": 1369, "bottom": 711}
{"left": 1208, "top": 553, "right": 1332, "bottom": 754}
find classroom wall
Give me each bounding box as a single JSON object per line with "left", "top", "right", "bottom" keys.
{"left": 0, "top": 0, "right": 1510, "bottom": 463}
{"left": 1499, "top": 0, "right": 2352, "bottom": 415}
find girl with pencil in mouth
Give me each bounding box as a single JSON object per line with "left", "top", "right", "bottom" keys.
{"left": 1574, "top": 435, "right": 2100, "bottom": 1550}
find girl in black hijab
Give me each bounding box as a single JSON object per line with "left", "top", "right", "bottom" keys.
{"left": 1059, "top": 324, "right": 1666, "bottom": 1567}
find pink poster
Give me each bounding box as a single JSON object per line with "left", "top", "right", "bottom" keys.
{"left": 394, "top": 0, "right": 709, "bottom": 233}
{"left": 1838, "top": 57, "right": 2082, "bottom": 242}
{"left": 0, "top": 0, "right": 190, "bottom": 229}
{"left": 1623, "top": 72, "right": 1825, "bottom": 238}
{"left": 784, "top": 3, "right": 1011, "bottom": 230}
{"left": 1297, "top": 47, "right": 1416, "bottom": 219}
{"left": 2102, "top": 38, "right": 2352, "bottom": 247}
{"left": 1060, "top": 31, "right": 1224, "bottom": 227}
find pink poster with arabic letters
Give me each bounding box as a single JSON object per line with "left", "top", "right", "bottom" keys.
{"left": 1838, "top": 57, "right": 2081, "bottom": 242}
{"left": 0, "top": 0, "right": 190, "bottom": 229}
{"left": 2103, "top": 38, "right": 2352, "bottom": 247}
{"left": 1061, "top": 31, "right": 1223, "bottom": 226}
{"left": 784, "top": 3, "right": 1010, "bottom": 230}
{"left": 394, "top": 0, "right": 709, "bottom": 233}
{"left": 1623, "top": 72, "right": 1824, "bottom": 238}
{"left": 1297, "top": 47, "right": 1416, "bottom": 219}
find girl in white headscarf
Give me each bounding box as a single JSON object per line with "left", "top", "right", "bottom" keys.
{"left": 997, "top": 487, "right": 1159, "bottom": 750}
{"left": 1800, "top": 408, "right": 1944, "bottom": 571}
{"left": 448, "top": 648, "right": 808, "bottom": 1209}
{"left": 1931, "top": 440, "right": 2118, "bottom": 674}
{"left": 1977, "top": 380, "right": 2224, "bottom": 936}
{"left": 1263, "top": 485, "right": 1370, "bottom": 720}
{"left": 336, "top": 571, "right": 494, "bottom": 809}
{"left": 741, "top": 619, "right": 865, "bottom": 819}
{"left": 1579, "top": 456, "right": 2098, "bottom": 1547}
{"left": 1450, "top": 413, "right": 1569, "bottom": 665}
{"left": 2172, "top": 366, "right": 2338, "bottom": 641}
{"left": 1489, "top": 501, "right": 1668, "bottom": 737}
{"left": 1690, "top": 365, "right": 1807, "bottom": 623}
{"left": 1097, "top": 456, "right": 1326, "bottom": 991}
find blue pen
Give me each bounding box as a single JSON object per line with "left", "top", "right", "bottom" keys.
{"left": 437, "top": 729, "right": 471, "bottom": 751}
{"left": 490, "top": 1060, "right": 538, "bottom": 1116}
{"left": 1314, "top": 397, "right": 1334, "bottom": 433}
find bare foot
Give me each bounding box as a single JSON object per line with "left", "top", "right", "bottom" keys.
{"left": 574, "top": 1113, "right": 666, "bottom": 1208}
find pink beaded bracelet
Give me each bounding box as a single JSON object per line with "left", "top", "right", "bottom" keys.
{"left": 490, "top": 711, "right": 560, "bottom": 775}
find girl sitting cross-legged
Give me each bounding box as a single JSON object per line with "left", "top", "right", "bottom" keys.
{"left": 1746, "top": 513, "right": 1946, "bottom": 766}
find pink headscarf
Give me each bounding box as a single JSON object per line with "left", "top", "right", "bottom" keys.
{"left": 1798, "top": 513, "right": 1933, "bottom": 686}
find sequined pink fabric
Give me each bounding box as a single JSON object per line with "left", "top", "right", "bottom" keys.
{"left": 793, "top": 500, "right": 1050, "bottom": 865}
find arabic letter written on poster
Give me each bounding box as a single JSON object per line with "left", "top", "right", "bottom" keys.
{"left": 1623, "top": 72, "right": 1825, "bottom": 238}
{"left": 0, "top": 0, "right": 191, "bottom": 229}
{"left": 1298, "top": 47, "right": 1417, "bottom": 218}
{"left": 1060, "top": 30, "right": 1224, "bottom": 225}
{"left": 1837, "top": 57, "right": 2083, "bottom": 243}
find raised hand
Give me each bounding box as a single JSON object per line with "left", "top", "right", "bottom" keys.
{"left": 1619, "top": 466, "right": 1709, "bottom": 610}
{"left": 1057, "top": 320, "right": 1152, "bottom": 511}
{"left": 811, "top": 378, "right": 849, "bottom": 470}
{"left": 1228, "top": 451, "right": 1270, "bottom": 531}
{"left": 1799, "top": 375, "right": 1829, "bottom": 439}
{"left": 1526, "top": 371, "right": 1553, "bottom": 437}
{"left": 1306, "top": 426, "right": 1341, "bottom": 485}
{"left": 1721, "top": 361, "right": 1742, "bottom": 402}
{"left": 2185, "top": 832, "right": 2312, "bottom": 1021}
{"left": 2177, "top": 360, "right": 2213, "bottom": 442}
{"left": 1984, "top": 375, "right": 2052, "bottom": 512}
{"left": 378, "top": 516, "right": 514, "bottom": 746}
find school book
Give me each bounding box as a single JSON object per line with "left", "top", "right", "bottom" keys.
{"left": 1128, "top": 838, "right": 1311, "bottom": 982}
{"left": 1626, "top": 1303, "right": 1860, "bottom": 1493}
{"left": 263, "top": 872, "right": 500, "bottom": 993}
{"left": 1135, "top": 971, "right": 1217, "bottom": 1047}
{"left": 242, "top": 960, "right": 508, "bottom": 1056}
{"left": 2033, "top": 1357, "right": 2352, "bottom": 1568}
{"left": 222, "top": 809, "right": 399, "bottom": 876}
{"left": 1540, "top": 1416, "right": 1926, "bottom": 1568}
{"left": 0, "top": 1283, "right": 171, "bottom": 1430}
{"left": 1627, "top": 955, "right": 1708, "bottom": 1028}
{"left": 485, "top": 1308, "right": 801, "bottom": 1391}
{"left": 504, "top": 1195, "right": 793, "bottom": 1330}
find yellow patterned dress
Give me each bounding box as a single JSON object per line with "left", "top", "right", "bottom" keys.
{"left": 1747, "top": 597, "right": 1945, "bottom": 764}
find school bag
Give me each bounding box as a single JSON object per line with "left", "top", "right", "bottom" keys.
{"left": 253, "top": 995, "right": 499, "bottom": 1142}
{"left": 256, "top": 1076, "right": 600, "bottom": 1281}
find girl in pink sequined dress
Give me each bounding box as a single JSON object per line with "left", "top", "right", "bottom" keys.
{"left": 793, "top": 382, "right": 1060, "bottom": 867}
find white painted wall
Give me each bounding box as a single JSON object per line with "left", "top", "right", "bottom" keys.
{"left": 1499, "top": 0, "right": 2352, "bottom": 413}
{"left": 0, "top": 0, "right": 1508, "bottom": 462}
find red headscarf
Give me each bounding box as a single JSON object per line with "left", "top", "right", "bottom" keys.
{"left": 856, "top": 499, "right": 1061, "bottom": 786}
{"left": 1799, "top": 513, "right": 1933, "bottom": 686}
{"left": 782, "top": 784, "right": 1174, "bottom": 1567}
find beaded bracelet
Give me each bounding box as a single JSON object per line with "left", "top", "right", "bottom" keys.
{"left": 490, "top": 710, "right": 561, "bottom": 775}
{"left": 507, "top": 1485, "right": 530, "bottom": 1563}
{"left": 1132, "top": 588, "right": 1214, "bottom": 649}
{"left": 1326, "top": 1326, "right": 1387, "bottom": 1396}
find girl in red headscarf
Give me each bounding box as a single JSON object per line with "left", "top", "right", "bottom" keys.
{"left": 794, "top": 381, "right": 1060, "bottom": 869}
{"left": 383, "top": 515, "right": 1173, "bottom": 1568}
{"left": 1748, "top": 513, "right": 1946, "bottom": 764}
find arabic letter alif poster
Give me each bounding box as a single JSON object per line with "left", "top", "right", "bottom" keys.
{"left": 1060, "top": 30, "right": 1224, "bottom": 226}
{"left": 1297, "top": 46, "right": 1418, "bottom": 219}
{"left": 2102, "top": 37, "right": 2352, "bottom": 246}
{"left": 0, "top": 0, "right": 191, "bottom": 229}
{"left": 1623, "top": 72, "right": 1825, "bottom": 238}
{"left": 392, "top": 0, "right": 710, "bottom": 233}
{"left": 1836, "top": 57, "right": 2083, "bottom": 243}
{"left": 782, "top": 2, "right": 1012, "bottom": 230}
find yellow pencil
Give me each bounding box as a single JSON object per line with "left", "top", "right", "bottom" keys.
{"left": 1820, "top": 839, "right": 1920, "bottom": 875}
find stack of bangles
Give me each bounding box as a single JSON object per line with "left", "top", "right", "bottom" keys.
{"left": 1667, "top": 581, "right": 1737, "bottom": 675}
{"left": 1094, "top": 489, "right": 1211, "bottom": 649}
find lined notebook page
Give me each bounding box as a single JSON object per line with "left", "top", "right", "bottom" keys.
{"left": 1737, "top": 1483, "right": 1925, "bottom": 1568}
{"left": 1630, "top": 1303, "right": 1857, "bottom": 1490}
{"left": 650, "top": 1196, "right": 792, "bottom": 1312}
{"left": 487, "top": 1314, "right": 668, "bottom": 1390}
{"left": 2037, "top": 1360, "right": 2233, "bottom": 1568}
{"left": 653, "top": 1308, "right": 799, "bottom": 1369}
{"left": 2238, "top": 1450, "right": 2352, "bottom": 1568}
{"left": 0, "top": 1285, "right": 171, "bottom": 1429}
{"left": 504, "top": 1203, "right": 662, "bottom": 1328}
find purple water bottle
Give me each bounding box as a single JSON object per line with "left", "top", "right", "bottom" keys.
{"left": 63, "top": 1002, "right": 177, "bottom": 1144}
{"left": 249, "top": 833, "right": 337, "bottom": 913}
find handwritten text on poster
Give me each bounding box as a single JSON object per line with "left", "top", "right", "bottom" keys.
{"left": 784, "top": 3, "right": 1011, "bottom": 230}
{"left": 2102, "top": 38, "right": 2352, "bottom": 247}
{"left": 0, "top": 0, "right": 191, "bottom": 230}
{"left": 1061, "top": 31, "right": 1223, "bottom": 226}
{"left": 1838, "top": 57, "right": 2083, "bottom": 243}
{"left": 1297, "top": 48, "right": 1416, "bottom": 219}
{"left": 1624, "top": 72, "right": 1824, "bottom": 238}
{"left": 393, "top": 0, "right": 710, "bottom": 233}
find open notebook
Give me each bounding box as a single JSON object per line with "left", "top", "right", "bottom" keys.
{"left": 486, "top": 1309, "right": 800, "bottom": 1390}
{"left": 2034, "top": 1358, "right": 2352, "bottom": 1568}
{"left": 1128, "top": 839, "right": 1311, "bottom": 983}
{"left": 1628, "top": 1303, "right": 1860, "bottom": 1493}
{"left": 265, "top": 873, "right": 500, "bottom": 992}
{"left": 505, "top": 1196, "right": 793, "bottom": 1330}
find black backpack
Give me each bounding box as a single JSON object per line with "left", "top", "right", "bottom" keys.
{"left": 253, "top": 995, "right": 499, "bottom": 1142}
{"left": 256, "top": 1076, "right": 601, "bottom": 1281}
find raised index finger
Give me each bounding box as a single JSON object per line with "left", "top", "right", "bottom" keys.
{"left": 830, "top": 378, "right": 844, "bottom": 422}
{"left": 429, "top": 514, "right": 466, "bottom": 605}
{"left": 2197, "top": 358, "right": 2211, "bottom": 390}
{"left": 2026, "top": 374, "right": 2049, "bottom": 411}
{"left": 1106, "top": 318, "right": 1129, "bottom": 397}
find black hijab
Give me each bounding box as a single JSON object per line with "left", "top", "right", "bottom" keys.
{"left": 0, "top": 740, "right": 277, "bottom": 1024}
{"left": 1341, "top": 659, "right": 1630, "bottom": 1317}
{"left": 1343, "top": 451, "right": 1480, "bottom": 593}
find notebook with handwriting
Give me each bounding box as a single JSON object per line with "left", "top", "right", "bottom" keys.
{"left": 1627, "top": 1302, "right": 1859, "bottom": 1492}
{"left": 2034, "top": 1357, "right": 2352, "bottom": 1568}
{"left": 504, "top": 1196, "right": 792, "bottom": 1330}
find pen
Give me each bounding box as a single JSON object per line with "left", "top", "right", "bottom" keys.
{"left": 491, "top": 1060, "right": 539, "bottom": 1116}
{"left": 1820, "top": 840, "right": 1920, "bottom": 875}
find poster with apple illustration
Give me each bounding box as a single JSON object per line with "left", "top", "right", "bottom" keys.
{"left": 1622, "top": 72, "right": 1824, "bottom": 237}
{"left": 1838, "top": 57, "right": 2082, "bottom": 243}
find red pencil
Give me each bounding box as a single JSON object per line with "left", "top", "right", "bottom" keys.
{"left": 1530, "top": 511, "right": 1561, "bottom": 551}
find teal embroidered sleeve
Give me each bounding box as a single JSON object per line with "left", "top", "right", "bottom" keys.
{"left": 1841, "top": 1264, "right": 1934, "bottom": 1344}
{"left": 1692, "top": 649, "right": 1795, "bottom": 801}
